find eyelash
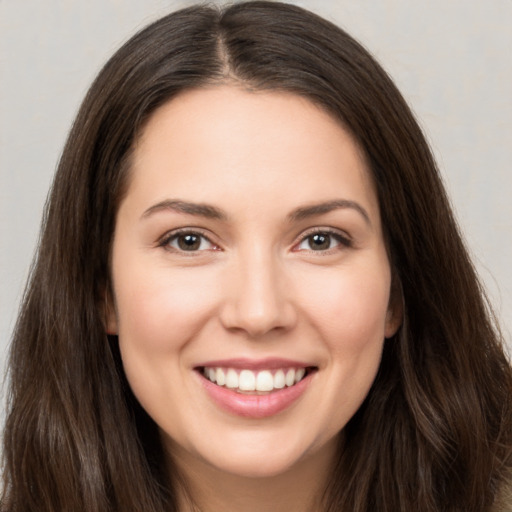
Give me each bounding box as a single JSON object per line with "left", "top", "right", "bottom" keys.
{"left": 158, "top": 227, "right": 352, "bottom": 254}
{"left": 158, "top": 229, "right": 218, "bottom": 254}
{"left": 293, "top": 228, "right": 352, "bottom": 253}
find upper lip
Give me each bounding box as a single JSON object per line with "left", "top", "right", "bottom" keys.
{"left": 195, "top": 357, "right": 314, "bottom": 371}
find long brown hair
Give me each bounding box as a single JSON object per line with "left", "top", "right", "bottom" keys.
{"left": 3, "top": 2, "right": 511, "bottom": 511}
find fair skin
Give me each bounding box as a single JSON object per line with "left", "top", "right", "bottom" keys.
{"left": 107, "top": 85, "right": 401, "bottom": 512}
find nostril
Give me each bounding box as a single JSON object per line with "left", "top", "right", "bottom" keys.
{"left": 219, "top": 302, "right": 298, "bottom": 338}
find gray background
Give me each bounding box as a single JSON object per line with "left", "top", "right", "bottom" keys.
{"left": 1, "top": 0, "right": 511, "bottom": 416}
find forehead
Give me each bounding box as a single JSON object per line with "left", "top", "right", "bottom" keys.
{"left": 125, "top": 85, "right": 379, "bottom": 223}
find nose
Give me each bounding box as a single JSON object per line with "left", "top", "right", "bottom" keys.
{"left": 219, "top": 249, "right": 297, "bottom": 338}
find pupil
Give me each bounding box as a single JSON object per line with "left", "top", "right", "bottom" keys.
{"left": 310, "top": 233, "right": 330, "bottom": 250}
{"left": 178, "top": 234, "right": 200, "bottom": 251}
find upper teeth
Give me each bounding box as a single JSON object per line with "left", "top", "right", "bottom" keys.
{"left": 203, "top": 367, "right": 307, "bottom": 392}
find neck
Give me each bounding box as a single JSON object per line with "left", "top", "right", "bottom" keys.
{"left": 168, "top": 438, "right": 338, "bottom": 512}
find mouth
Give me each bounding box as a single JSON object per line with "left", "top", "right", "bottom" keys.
{"left": 194, "top": 360, "right": 317, "bottom": 418}
{"left": 198, "top": 366, "right": 317, "bottom": 395}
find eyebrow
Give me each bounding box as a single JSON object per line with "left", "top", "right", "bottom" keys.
{"left": 141, "top": 199, "right": 228, "bottom": 221}
{"left": 288, "top": 199, "right": 371, "bottom": 226}
{"left": 141, "top": 198, "right": 371, "bottom": 226}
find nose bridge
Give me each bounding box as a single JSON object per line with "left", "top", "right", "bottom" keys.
{"left": 221, "top": 242, "right": 295, "bottom": 337}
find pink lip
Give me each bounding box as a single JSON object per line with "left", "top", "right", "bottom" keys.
{"left": 195, "top": 357, "right": 310, "bottom": 371}
{"left": 196, "top": 368, "right": 314, "bottom": 419}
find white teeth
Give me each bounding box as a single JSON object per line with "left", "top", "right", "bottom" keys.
{"left": 256, "top": 370, "right": 274, "bottom": 391}
{"left": 203, "top": 366, "right": 309, "bottom": 392}
{"left": 225, "top": 369, "right": 239, "bottom": 389}
{"left": 239, "top": 370, "right": 256, "bottom": 391}
{"left": 273, "top": 369, "right": 286, "bottom": 389}
{"left": 216, "top": 367, "right": 226, "bottom": 386}
{"left": 295, "top": 368, "right": 305, "bottom": 383}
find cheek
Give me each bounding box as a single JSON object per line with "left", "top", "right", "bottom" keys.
{"left": 114, "top": 264, "right": 220, "bottom": 351}
{"left": 113, "top": 264, "right": 222, "bottom": 419}
{"left": 112, "top": 262, "right": 220, "bottom": 398}
{"left": 305, "top": 261, "right": 391, "bottom": 424}
{"left": 295, "top": 258, "right": 391, "bottom": 356}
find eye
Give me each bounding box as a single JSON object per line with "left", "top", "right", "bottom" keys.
{"left": 296, "top": 230, "right": 351, "bottom": 252}
{"left": 161, "top": 230, "right": 217, "bottom": 252}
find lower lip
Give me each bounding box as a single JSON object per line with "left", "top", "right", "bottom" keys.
{"left": 198, "top": 371, "right": 313, "bottom": 419}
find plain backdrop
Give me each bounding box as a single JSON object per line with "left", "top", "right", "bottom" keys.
{"left": 1, "top": 1, "right": 511, "bottom": 419}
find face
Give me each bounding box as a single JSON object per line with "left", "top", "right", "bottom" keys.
{"left": 107, "top": 86, "right": 400, "bottom": 481}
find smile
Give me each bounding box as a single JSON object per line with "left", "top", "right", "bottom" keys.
{"left": 201, "top": 367, "right": 309, "bottom": 394}
{"left": 196, "top": 360, "right": 317, "bottom": 418}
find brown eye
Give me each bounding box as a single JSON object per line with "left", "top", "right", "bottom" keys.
{"left": 165, "top": 231, "right": 216, "bottom": 252}
{"left": 177, "top": 234, "right": 201, "bottom": 251}
{"left": 307, "top": 233, "right": 331, "bottom": 251}
{"left": 296, "top": 230, "right": 351, "bottom": 252}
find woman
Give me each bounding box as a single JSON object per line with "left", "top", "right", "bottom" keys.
{"left": 2, "top": 2, "right": 511, "bottom": 511}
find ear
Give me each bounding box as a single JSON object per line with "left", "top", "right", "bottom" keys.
{"left": 384, "top": 274, "right": 403, "bottom": 339}
{"left": 102, "top": 284, "right": 118, "bottom": 335}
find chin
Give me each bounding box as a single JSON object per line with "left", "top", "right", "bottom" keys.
{"left": 166, "top": 424, "right": 340, "bottom": 482}
{"left": 206, "top": 450, "right": 303, "bottom": 479}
